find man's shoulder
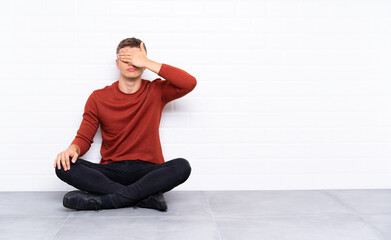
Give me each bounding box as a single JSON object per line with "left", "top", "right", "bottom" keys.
{"left": 96, "top": 81, "right": 116, "bottom": 92}
{"left": 90, "top": 81, "right": 116, "bottom": 97}
{"left": 150, "top": 77, "right": 166, "bottom": 86}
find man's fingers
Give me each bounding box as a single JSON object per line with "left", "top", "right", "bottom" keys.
{"left": 65, "top": 152, "right": 70, "bottom": 170}
{"left": 61, "top": 152, "right": 67, "bottom": 171}
{"left": 54, "top": 150, "right": 78, "bottom": 170}
{"left": 118, "top": 50, "right": 132, "bottom": 56}
{"left": 72, "top": 155, "right": 78, "bottom": 163}
{"left": 121, "top": 57, "right": 130, "bottom": 61}
{"left": 57, "top": 156, "right": 61, "bottom": 170}
{"left": 122, "top": 54, "right": 132, "bottom": 59}
{"left": 56, "top": 155, "right": 61, "bottom": 169}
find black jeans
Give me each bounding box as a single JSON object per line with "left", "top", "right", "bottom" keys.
{"left": 55, "top": 157, "right": 191, "bottom": 208}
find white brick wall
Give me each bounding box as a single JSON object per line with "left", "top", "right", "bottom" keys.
{"left": 0, "top": 0, "right": 390, "bottom": 191}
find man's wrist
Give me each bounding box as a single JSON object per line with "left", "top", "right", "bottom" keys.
{"left": 69, "top": 144, "right": 80, "bottom": 155}
{"left": 144, "top": 59, "right": 162, "bottom": 75}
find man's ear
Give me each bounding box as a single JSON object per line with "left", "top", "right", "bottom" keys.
{"left": 115, "top": 59, "right": 119, "bottom": 69}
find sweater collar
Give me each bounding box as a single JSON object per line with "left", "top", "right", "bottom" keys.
{"left": 113, "top": 80, "right": 146, "bottom": 98}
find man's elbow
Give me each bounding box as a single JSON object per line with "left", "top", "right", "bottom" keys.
{"left": 189, "top": 76, "right": 197, "bottom": 91}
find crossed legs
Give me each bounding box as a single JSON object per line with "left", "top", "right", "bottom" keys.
{"left": 55, "top": 157, "right": 192, "bottom": 208}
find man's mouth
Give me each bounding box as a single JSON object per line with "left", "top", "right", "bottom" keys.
{"left": 127, "top": 68, "right": 136, "bottom": 72}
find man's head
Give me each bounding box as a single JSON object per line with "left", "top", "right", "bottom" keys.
{"left": 116, "top": 37, "right": 147, "bottom": 80}
{"left": 116, "top": 37, "right": 147, "bottom": 55}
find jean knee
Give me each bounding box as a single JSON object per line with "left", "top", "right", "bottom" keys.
{"left": 55, "top": 164, "right": 70, "bottom": 179}
{"left": 54, "top": 156, "right": 76, "bottom": 179}
{"left": 174, "top": 158, "right": 192, "bottom": 182}
{"left": 55, "top": 166, "right": 66, "bottom": 179}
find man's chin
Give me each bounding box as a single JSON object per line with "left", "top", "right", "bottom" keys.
{"left": 121, "top": 72, "right": 142, "bottom": 80}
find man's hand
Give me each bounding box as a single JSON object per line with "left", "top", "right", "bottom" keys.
{"left": 117, "top": 42, "right": 149, "bottom": 68}
{"left": 54, "top": 146, "right": 79, "bottom": 171}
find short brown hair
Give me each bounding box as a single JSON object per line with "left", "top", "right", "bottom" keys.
{"left": 116, "top": 37, "right": 147, "bottom": 55}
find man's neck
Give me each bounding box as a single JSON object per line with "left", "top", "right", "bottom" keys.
{"left": 118, "top": 76, "right": 142, "bottom": 94}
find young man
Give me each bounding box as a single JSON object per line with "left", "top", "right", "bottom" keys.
{"left": 54, "top": 37, "right": 197, "bottom": 211}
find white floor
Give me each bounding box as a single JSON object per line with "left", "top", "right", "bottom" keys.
{"left": 0, "top": 190, "right": 390, "bottom": 240}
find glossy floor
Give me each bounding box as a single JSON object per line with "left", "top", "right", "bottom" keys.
{"left": 0, "top": 190, "right": 390, "bottom": 240}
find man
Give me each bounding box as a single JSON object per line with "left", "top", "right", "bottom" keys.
{"left": 54, "top": 37, "right": 197, "bottom": 211}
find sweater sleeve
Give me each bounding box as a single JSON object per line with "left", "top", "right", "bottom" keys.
{"left": 157, "top": 63, "right": 197, "bottom": 104}
{"left": 70, "top": 92, "right": 100, "bottom": 157}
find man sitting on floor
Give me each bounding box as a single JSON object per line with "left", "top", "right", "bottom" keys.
{"left": 54, "top": 37, "right": 197, "bottom": 211}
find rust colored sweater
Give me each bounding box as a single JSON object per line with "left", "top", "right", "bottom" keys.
{"left": 71, "top": 63, "right": 197, "bottom": 165}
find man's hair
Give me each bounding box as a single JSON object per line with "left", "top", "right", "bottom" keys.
{"left": 116, "top": 37, "right": 147, "bottom": 55}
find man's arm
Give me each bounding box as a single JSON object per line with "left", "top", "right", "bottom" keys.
{"left": 70, "top": 93, "right": 100, "bottom": 157}
{"left": 118, "top": 42, "right": 197, "bottom": 102}
{"left": 54, "top": 92, "right": 98, "bottom": 170}
{"left": 144, "top": 58, "right": 197, "bottom": 92}
{"left": 156, "top": 63, "right": 197, "bottom": 104}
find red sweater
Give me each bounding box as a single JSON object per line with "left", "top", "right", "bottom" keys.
{"left": 71, "top": 63, "right": 197, "bottom": 165}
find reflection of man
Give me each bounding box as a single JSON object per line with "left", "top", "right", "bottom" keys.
{"left": 54, "top": 37, "right": 197, "bottom": 211}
